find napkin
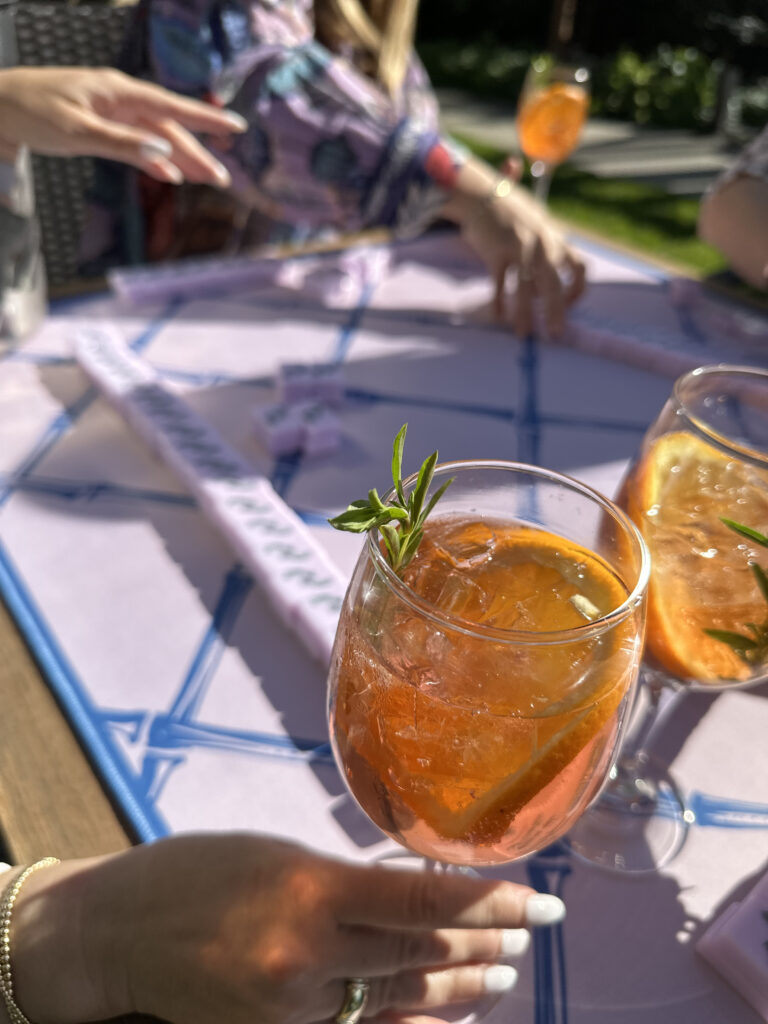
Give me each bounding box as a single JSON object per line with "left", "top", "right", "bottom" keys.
{"left": 697, "top": 870, "right": 768, "bottom": 1021}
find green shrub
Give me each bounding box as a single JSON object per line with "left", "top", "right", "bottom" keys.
{"left": 738, "top": 80, "right": 768, "bottom": 128}
{"left": 591, "top": 45, "right": 721, "bottom": 129}
{"left": 420, "top": 40, "right": 751, "bottom": 132}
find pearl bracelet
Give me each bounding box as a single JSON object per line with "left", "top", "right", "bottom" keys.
{"left": 0, "top": 858, "right": 59, "bottom": 1024}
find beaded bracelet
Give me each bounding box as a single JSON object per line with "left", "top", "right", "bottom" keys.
{"left": 0, "top": 858, "right": 59, "bottom": 1024}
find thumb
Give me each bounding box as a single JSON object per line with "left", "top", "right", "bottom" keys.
{"left": 70, "top": 110, "right": 176, "bottom": 170}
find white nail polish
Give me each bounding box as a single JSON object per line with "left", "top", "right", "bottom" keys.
{"left": 500, "top": 928, "right": 531, "bottom": 957}
{"left": 483, "top": 965, "right": 518, "bottom": 994}
{"left": 212, "top": 161, "right": 231, "bottom": 186}
{"left": 525, "top": 894, "right": 566, "bottom": 927}
{"left": 223, "top": 110, "right": 248, "bottom": 131}
{"left": 163, "top": 163, "right": 183, "bottom": 184}
{"left": 140, "top": 137, "right": 173, "bottom": 159}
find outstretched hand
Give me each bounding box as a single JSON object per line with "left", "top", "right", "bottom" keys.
{"left": 10, "top": 834, "right": 565, "bottom": 1023}
{"left": 0, "top": 66, "right": 247, "bottom": 186}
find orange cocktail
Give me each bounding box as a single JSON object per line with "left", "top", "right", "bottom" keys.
{"left": 568, "top": 366, "right": 768, "bottom": 875}
{"left": 515, "top": 60, "right": 590, "bottom": 202}
{"left": 517, "top": 82, "right": 589, "bottom": 167}
{"left": 618, "top": 368, "right": 768, "bottom": 687}
{"left": 328, "top": 462, "right": 648, "bottom": 866}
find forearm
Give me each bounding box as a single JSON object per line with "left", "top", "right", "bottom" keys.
{"left": 437, "top": 151, "right": 543, "bottom": 229}
{"left": 699, "top": 175, "right": 768, "bottom": 291}
{"left": 439, "top": 153, "right": 502, "bottom": 220}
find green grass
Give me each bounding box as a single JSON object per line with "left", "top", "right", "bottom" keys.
{"left": 454, "top": 134, "right": 727, "bottom": 278}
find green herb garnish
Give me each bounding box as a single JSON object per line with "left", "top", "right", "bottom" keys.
{"left": 328, "top": 424, "right": 453, "bottom": 572}
{"left": 704, "top": 519, "right": 768, "bottom": 666}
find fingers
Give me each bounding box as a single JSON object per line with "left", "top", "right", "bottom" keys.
{"left": 319, "top": 962, "right": 520, "bottom": 1021}
{"left": 105, "top": 72, "right": 248, "bottom": 136}
{"left": 511, "top": 233, "right": 538, "bottom": 337}
{"left": 338, "top": 925, "right": 530, "bottom": 978}
{"left": 64, "top": 109, "right": 231, "bottom": 187}
{"left": 64, "top": 111, "right": 182, "bottom": 176}
{"left": 336, "top": 863, "right": 554, "bottom": 931}
{"left": 510, "top": 239, "right": 585, "bottom": 339}
{"left": 563, "top": 249, "right": 587, "bottom": 305}
{"left": 493, "top": 264, "right": 507, "bottom": 320}
{"left": 371, "top": 1016, "right": 452, "bottom": 1024}
{"left": 137, "top": 115, "right": 231, "bottom": 187}
{"left": 535, "top": 247, "right": 567, "bottom": 339}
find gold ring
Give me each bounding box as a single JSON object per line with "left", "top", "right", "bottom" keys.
{"left": 334, "top": 977, "right": 370, "bottom": 1024}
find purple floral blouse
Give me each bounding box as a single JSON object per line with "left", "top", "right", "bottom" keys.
{"left": 147, "top": 0, "right": 462, "bottom": 237}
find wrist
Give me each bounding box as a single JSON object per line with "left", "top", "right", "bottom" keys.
{"left": 440, "top": 156, "right": 510, "bottom": 224}
{"left": 9, "top": 855, "right": 131, "bottom": 1023}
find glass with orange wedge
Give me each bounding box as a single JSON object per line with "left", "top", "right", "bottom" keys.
{"left": 568, "top": 365, "right": 768, "bottom": 874}
{"left": 328, "top": 451, "right": 649, "bottom": 882}
{"left": 516, "top": 57, "right": 590, "bottom": 202}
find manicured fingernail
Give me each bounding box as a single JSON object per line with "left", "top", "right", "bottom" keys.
{"left": 525, "top": 894, "right": 566, "bottom": 927}
{"left": 483, "top": 965, "right": 518, "bottom": 994}
{"left": 211, "top": 160, "right": 231, "bottom": 186}
{"left": 500, "top": 928, "right": 530, "bottom": 957}
{"left": 140, "top": 136, "right": 173, "bottom": 159}
{"left": 223, "top": 110, "right": 248, "bottom": 131}
{"left": 162, "top": 163, "right": 183, "bottom": 184}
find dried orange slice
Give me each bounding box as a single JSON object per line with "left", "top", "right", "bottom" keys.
{"left": 625, "top": 431, "right": 768, "bottom": 682}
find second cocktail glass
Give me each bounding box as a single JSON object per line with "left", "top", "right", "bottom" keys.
{"left": 569, "top": 365, "right": 768, "bottom": 873}
{"left": 516, "top": 57, "right": 590, "bottom": 203}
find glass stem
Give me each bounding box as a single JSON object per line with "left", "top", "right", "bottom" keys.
{"left": 532, "top": 165, "right": 553, "bottom": 204}
{"left": 620, "top": 670, "right": 685, "bottom": 766}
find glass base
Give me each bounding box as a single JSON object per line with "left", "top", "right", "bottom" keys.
{"left": 374, "top": 850, "right": 504, "bottom": 1023}
{"left": 565, "top": 754, "right": 693, "bottom": 874}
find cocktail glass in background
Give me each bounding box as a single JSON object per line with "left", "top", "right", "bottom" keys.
{"left": 568, "top": 365, "right": 768, "bottom": 874}
{"left": 516, "top": 57, "right": 590, "bottom": 204}
{"left": 328, "top": 460, "right": 648, "bottom": 1020}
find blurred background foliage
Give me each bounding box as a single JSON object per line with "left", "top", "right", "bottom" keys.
{"left": 417, "top": 0, "right": 768, "bottom": 132}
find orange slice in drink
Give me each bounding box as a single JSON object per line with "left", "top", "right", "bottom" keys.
{"left": 426, "top": 671, "right": 628, "bottom": 845}
{"left": 517, "top": 83, "right": 589, "bottom": 165}
{"left": 376, "top": 527, "right": 636, "bottom": 845}
{"left": 625, "top": 431, "right": 768, "bottom": 682}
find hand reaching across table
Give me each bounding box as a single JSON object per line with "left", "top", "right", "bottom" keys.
{"left": 0, "top": 833, "right": 564, "bottom": 1024}
{"left": 0, "top": 66, "right": 247, "bottom": 187}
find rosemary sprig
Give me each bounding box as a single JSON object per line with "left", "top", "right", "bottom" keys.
{"left": 704, "top": 519, "right": 768, "bottom": 666}
{"left": 328, "top": 424, "right": 453, "bottom": 572}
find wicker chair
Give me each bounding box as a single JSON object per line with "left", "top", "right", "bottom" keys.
{"left": 14, "top": 1, "right": 141, "bottom": 287}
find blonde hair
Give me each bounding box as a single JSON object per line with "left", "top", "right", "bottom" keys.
{"left": 313, "top": 0, "right": 419, "bottom": 95}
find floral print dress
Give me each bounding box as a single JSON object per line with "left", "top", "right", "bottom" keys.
{"left": 147, "top": 0, "right": 463, "bottom": 239}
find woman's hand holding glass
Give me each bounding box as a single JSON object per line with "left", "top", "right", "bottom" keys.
{"left": 7, "top": 833, "right": 553, "bottom": 1024}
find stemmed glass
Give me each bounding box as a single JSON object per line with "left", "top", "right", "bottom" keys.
{"left": 568, "top": 365, "right": 768, "bottom": 874}
{"left": 516, "top": 57, "right": 590, "bottom": 203}
{"left": 328, "top": 460, "right": 648, "bottom": 1019}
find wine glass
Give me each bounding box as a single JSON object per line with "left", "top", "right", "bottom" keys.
{"left": 328, "top": 460, "right": 648, "bottom": 1019}
{"left": 568, "top": 365, "right": 768, "bottom": 874}
{"left": 516, "top": 57, "right": 590, "bottom": 203}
